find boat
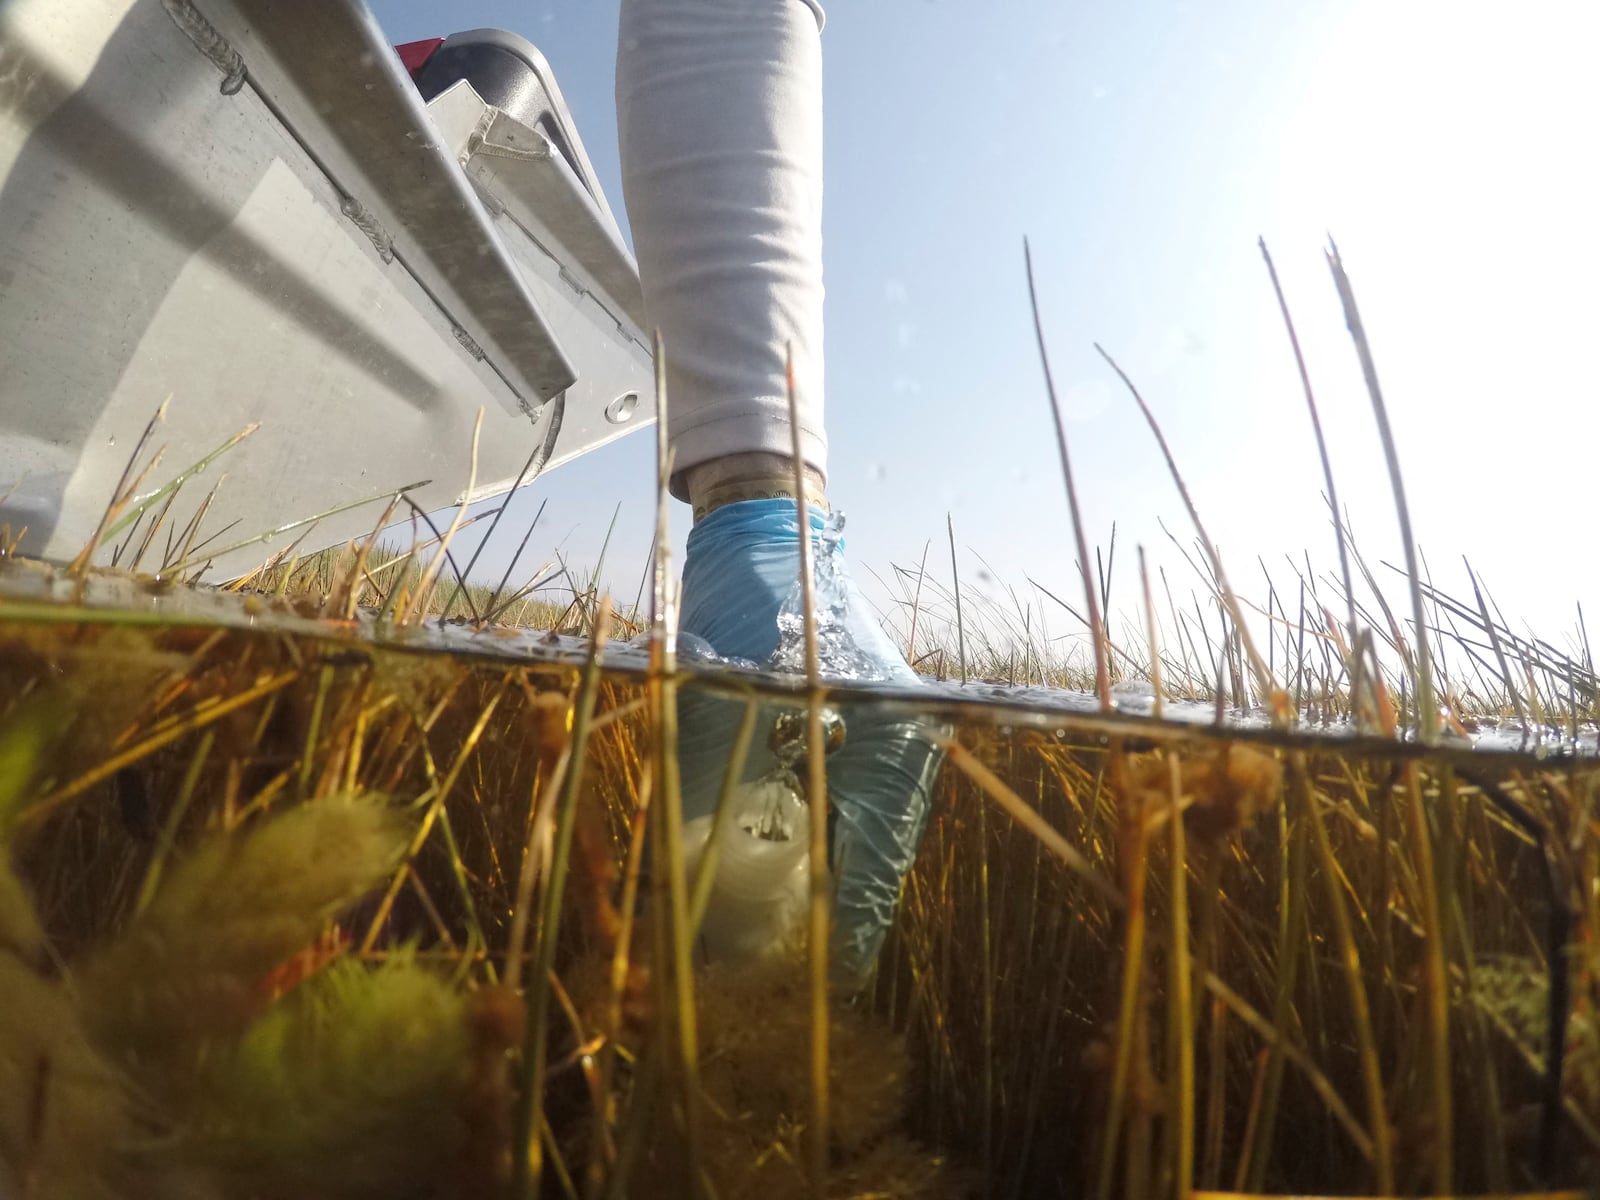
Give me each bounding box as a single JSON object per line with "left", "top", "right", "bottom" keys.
{"left": 0, "top": 0, "right": 653, "bottom": 579}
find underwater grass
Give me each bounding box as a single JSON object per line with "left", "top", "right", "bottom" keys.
{"left": 4, "top": 531, "right": 1598, "bottom": 1199}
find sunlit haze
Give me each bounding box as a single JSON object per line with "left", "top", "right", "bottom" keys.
{"left": 373, "top": 0, "right": 1600, "bottom": 661}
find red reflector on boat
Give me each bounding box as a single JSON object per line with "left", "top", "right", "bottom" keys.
{"left": 394, "top": 37, "right": 446, "bottom": 78}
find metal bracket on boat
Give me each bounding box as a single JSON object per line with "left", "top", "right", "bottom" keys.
{"left": 424, "top": 80, "right": 649, "bottom": 341}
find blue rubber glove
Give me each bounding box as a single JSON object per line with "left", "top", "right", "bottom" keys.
{"left": 675, "top": 499, "right": 944, "bottom": 987}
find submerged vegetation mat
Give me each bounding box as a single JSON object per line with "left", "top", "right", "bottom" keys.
{"left": 0, "top": 565, "right": 974, "bottom": 1199}
{"left": 0, "top": 552, "right": 1596, "bottom": 1199}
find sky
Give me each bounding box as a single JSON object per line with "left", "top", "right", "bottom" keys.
{"left": 370, "top": 0, "right": 1600, "bottom": 659}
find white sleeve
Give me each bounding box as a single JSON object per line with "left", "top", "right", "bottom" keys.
{"left": 616, "top": 0, "right": 829, "bottom": 497}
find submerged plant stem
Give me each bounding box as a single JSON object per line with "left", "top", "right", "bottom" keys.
{"left": 1403, "top": 759, "right": 1453, "bottom": 1192}
{"left": 516, "top": 606, "right": 610, "bottom": 1199}
{"left": 1296, "top": 752, "right": 1394, "bottom": 1192}
{"left": 1166, "top": 753, "right": 1194, "bottom": 1198}
{"left": 686, "top": 699, "right": 760, "bottom": 936}
{"left": 787, "top": 343, "right": 831, "bottom": 1200}
{"left": 1096, "top": 750, "right": 1148, "bottom": 1200}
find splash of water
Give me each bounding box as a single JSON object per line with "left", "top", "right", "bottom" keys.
{"left": 768, "top": 511, "right": 891, "bottom": 682}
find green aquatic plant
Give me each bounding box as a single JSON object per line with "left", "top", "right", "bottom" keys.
{"left": 180, "top": 949, "right": 477, "bottom": 1199}
{"left": 77, "top": 794, "right": 409, "bottom": 1074}
{"left": 0, "top": 780, "right": 482, "bottom": 1200}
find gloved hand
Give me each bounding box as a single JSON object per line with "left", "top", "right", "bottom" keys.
{"left": 675, "top": 498, "right": 945, "bottom": 988}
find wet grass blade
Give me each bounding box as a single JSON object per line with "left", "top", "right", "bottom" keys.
{"left": 166, "top": 479, "right": 431, "bottom": 577}
{"left": 642, "top": 329, "right": 707, "bottom": 1199}
{"left": 1025, "top": 239, "right": 1111, "bottom": 710}
{"left": 1325, "top": 239, "right": 1435, "bottom": 742}
{"left": 71, "top": 396, "right": 170, "bottom": 577}
{"left": 403, "top": 409, "right": 483, "bottom": 624}
{"left": 106, "top": 420, "right": 260, "bottom": 546}
{"left": 948, "top": 514, "right": 968, "bottom": 685}
{"left": 1259, "top": 240, "right": 1357, "bottom": 653}
{"left": 1096, "top": 345, "right": 1275, "bottom": 712}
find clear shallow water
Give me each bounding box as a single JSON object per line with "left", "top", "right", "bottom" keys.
{"left": 3, "top": 557, "right": 1594, "bottom": 761}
